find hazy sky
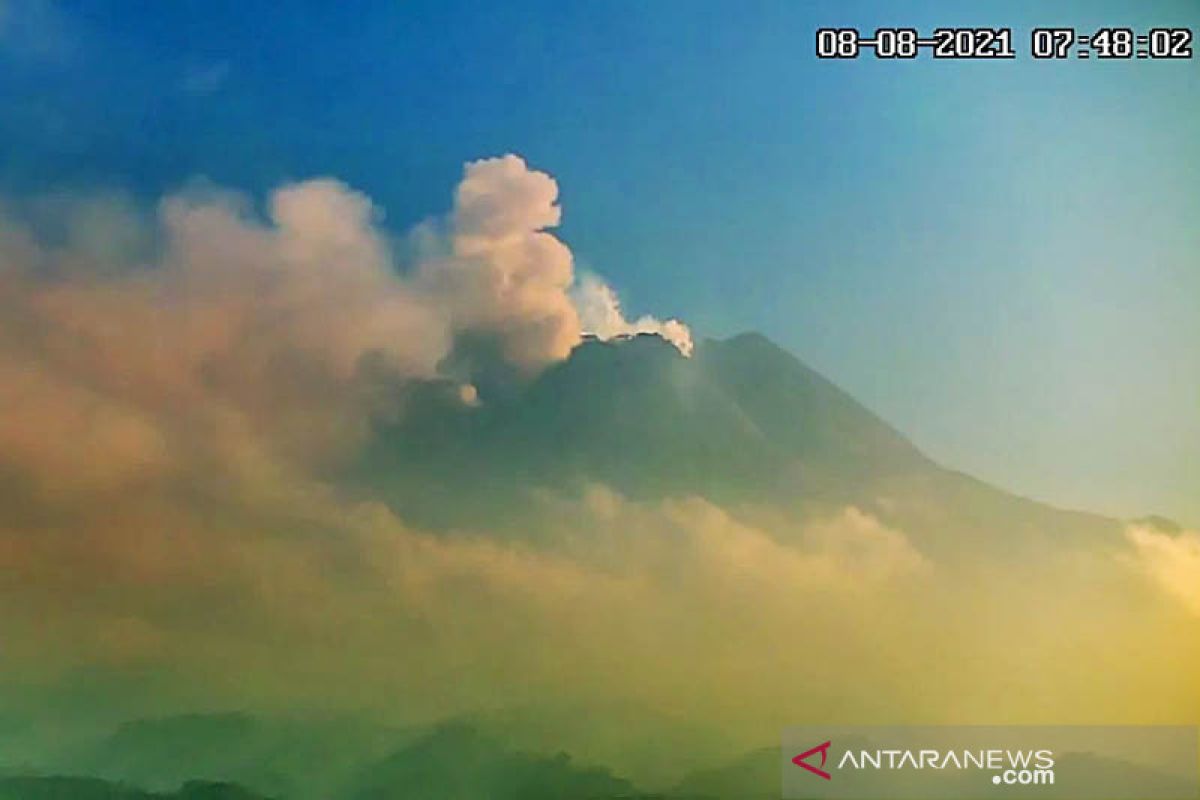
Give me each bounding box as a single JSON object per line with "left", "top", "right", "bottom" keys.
{"left": 1, "top": 0, "right": 1196, "bottom": 524}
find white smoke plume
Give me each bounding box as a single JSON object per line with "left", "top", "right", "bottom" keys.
{"left": 418, "top": 154, "right": 584, "bottom": 370}
{"left": 410, "top": 154, "right": 693, "bottom": 366}
{"left": 571, "top": 273, "right": 693, "bottom": 356}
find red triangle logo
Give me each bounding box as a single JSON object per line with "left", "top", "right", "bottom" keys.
{"left": 792, "top": 740, "right": 832, "bottom": 780}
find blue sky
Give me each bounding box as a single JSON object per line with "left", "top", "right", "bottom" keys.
{"left": 2, "top": 0, "right": 1197, "bottom": 524}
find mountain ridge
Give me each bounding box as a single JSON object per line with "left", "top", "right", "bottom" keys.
{"left": 362, "top": 331, "right": 1121, "bottom": 555}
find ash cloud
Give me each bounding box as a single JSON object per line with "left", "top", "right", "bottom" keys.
{"left": 417, "top": 155, "right": 583, "bottom": 370}
{"left": 0, "top": 154, "right": 692, "bottom": 487}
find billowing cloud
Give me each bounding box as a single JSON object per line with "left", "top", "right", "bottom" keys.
{"left": 418, "top": 154, "right": 582, "bottom": 370}
{"left": 0, "top": 178, "right": 446, "bottom": 495}
{"left": 0, "top": 156, "right": 694, "bottom": 490}
{"left": 572, "top": 273, "right": 693, "bottom": 356}
{"left": 0, "top": 156, "right": 712, "bottom": 738}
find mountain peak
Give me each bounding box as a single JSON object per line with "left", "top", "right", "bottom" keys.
{"left": 364, "top": 330, "right": 931, "bottom": 528}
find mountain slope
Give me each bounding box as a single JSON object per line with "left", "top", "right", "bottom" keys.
{"left": 363, "top": 332, "right": 1120, "bottom": 556}
{"left": 66, "top": 714, "right": 411, "bottom": 800}
{"left": 363, "top": 333, "right": 928, "bottom": 523}
{"left": 348, "top": 723, "right": 636, "bottom": 800}
{"left": 0, "top": 777, "right": 272, "bottom": 800}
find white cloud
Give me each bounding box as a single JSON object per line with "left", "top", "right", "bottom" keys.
{"left": 418, "top": 154, "right": 582, "bottom": 370}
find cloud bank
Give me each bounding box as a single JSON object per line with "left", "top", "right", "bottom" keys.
{"left": 0, "top": 155, "right": 689, "bottom": 485}
{"left": 0, "top": 154, "right": 707, "bottom": 757}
